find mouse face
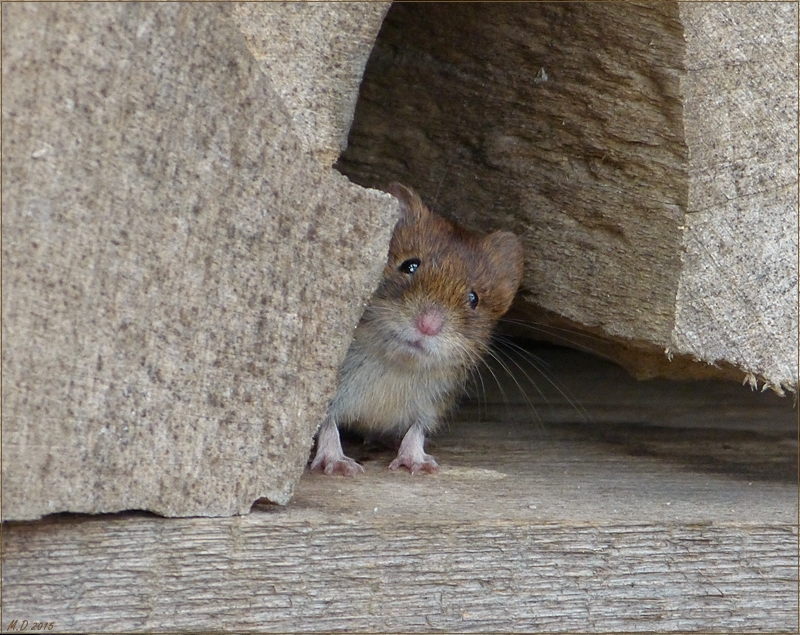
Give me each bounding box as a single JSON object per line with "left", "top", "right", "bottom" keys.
{"left": 358, "top": 183, "right": 524, "bottom": 372}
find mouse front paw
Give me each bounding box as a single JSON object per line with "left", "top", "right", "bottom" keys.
{"left": 310, "top": 418, "right": 364, "bottom": 476}
{"left": 310, "top": 452, "right": 364, "bottom": 477}
{"left": 389, "top": 453, "right": 439, "bottom": 475}
{"left": 390, "top": 420, "right": 439, "bottom": 474}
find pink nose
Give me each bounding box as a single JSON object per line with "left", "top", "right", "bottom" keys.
{"left": 416, "top": 310, "right": 444, "bottom": 337}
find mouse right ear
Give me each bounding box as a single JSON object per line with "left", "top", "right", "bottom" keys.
{"left": 387, "top": 182, "right": 429, "bottom": 225}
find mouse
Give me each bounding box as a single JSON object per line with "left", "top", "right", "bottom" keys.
{"left": 310, "top": 182, "right": 524, "bottom": 475}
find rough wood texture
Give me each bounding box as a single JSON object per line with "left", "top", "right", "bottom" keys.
{"left": 673, "top": 2, "right": 798, "bottom": 393}
{"left": 3, "top": 516, "right": 795, "bottom": 633}
{"left": 231, "top": 3, "right": 391, "bottom": 166}
{"left": 337, "top": 1, "right": 798, "bottom": 391}
{"left": 1, "top": 3, "right": 395, "bottom": 520}
{"left": 3, "top": 346, "right": 797, "bottom": 632}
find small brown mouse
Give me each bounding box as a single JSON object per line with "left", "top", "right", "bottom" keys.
{"left": 310, "top": 183, "right": 524, "bottom": 475}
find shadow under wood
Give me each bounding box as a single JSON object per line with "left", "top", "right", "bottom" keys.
{"left": 591, "top": 422, "right": 797, "bottom": 484}
{"left": 449, "top": 340, "right": 798, "bottom": 484}
{"left": 338, "top": 416, "right": 797, "bottom": 485}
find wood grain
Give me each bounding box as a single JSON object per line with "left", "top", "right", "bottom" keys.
{"left": 4, "top": 346, "right": 797, "bottom": 632}
{"left": 1, "top": 2, "right": 395, "bottom": 520}
{"left": 3, "top": 514, "right": 796, "bottom": 632}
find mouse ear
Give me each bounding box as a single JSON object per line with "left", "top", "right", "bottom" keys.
{"left": 387, "top": 182, "right": 429, "bottom": 224}
{"left": 481, "top": 231, "right": 525, "bottom": 311}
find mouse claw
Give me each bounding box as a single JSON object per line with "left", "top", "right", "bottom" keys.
{"left": 389, "top": 454, "right": 439, "bottom": 475}
{"left": 310, "top": 455, "right": 364, "bottom": 477}
{"left": 310, "top": 418, "right": 364, "bottom": 476}
{"left": 390, "top": 420, "right": 439, "bottom": 474}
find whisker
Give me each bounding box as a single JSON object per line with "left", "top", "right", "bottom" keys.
{"left": 486, "top": 346, "right": 548, "bottom": 433}
{"left": 490, "top": 343, "right": 548, "bottom": 404}
{"left": 460, "top": 342, "right": 489, "bottom": 423}
{"left": 498, "top": 317, "right": 610, "bottom": 354}
{"left": 470, "top": 354, "right": 489, "bottom": 423}
{"left": 493, "top": 336, "right": 594, "bottom": 424}
{"left": 474, "top": 347, "right": 514, "bottom": 422}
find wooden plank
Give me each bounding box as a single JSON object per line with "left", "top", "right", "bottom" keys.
{"left": 2, "top": 514, "right": 796, "bottom": 632}
{"left": 3, "top": 345, "right": 797, "bottom": 632}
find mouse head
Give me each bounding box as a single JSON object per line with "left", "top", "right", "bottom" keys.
{"left": 362, "top": 183, "right": 524, "bottom": 369}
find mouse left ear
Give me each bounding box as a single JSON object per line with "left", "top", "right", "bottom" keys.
{"left": 481, "top": 231, "right": 525, "bottom": 309}
{"left": 387, "top": 182, "right": 430, "bottom": 225}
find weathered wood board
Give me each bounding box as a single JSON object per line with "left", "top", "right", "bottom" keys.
{"left": 3, "top": 345, "right": 796, "bottom": 632}
{"left": 1, "top": 1, "right": 395, "bottom": 520}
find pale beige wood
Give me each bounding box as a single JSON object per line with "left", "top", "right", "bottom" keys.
{"left": 1, "top": 2, "right": 395, "bottom": 520}
{"left": 3, "top": 346, "right": 796, "bottom": 632}
{"left": 673, "top": 1, "right": 798, "bottom": 392}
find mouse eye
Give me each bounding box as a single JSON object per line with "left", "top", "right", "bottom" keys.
{"left": 399, "top": 258, "right": 420, "bottom": 274}
{"left": 468, "top": 290, "right": 479, "bottom": 309}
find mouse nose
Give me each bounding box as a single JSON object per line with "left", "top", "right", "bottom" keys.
{"left": 416, "top": 309, "right": 445, "bottom": 337}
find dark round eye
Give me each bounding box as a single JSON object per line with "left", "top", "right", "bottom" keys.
{"left": 468, "top": 290, "right": 479, "bottom": 309}
{"left": 399, "top": 258, "right": 420, "bottom": 274}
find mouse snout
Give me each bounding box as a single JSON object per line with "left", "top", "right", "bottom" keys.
{"left": 416, "top": 308, "right": 445, "bottom": 337}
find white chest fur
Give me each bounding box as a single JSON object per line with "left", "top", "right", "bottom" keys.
{"left": 328, "top": 339, "right": 463, "bottom": 436}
